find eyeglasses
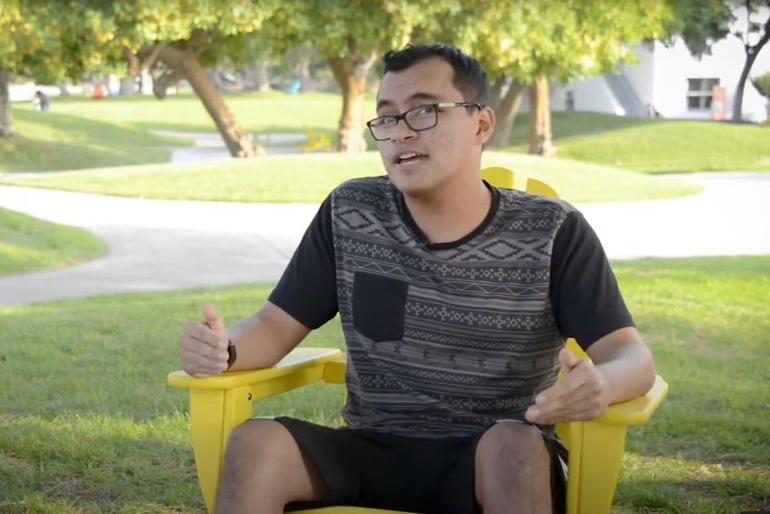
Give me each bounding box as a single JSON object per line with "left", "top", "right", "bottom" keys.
{"left": 366, "top": 102, "right": 482, "bottom": 141}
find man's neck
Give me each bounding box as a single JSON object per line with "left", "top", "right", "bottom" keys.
{"left": 403, "top": 177, "right": 492, "bottom": 245}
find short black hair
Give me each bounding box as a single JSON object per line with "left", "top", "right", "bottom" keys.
{"left": 382, "top": 43, "right": 490, "bottom": 106}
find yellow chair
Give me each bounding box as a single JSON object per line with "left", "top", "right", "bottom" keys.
{"left": 168, "top": 167, "right": 669, "bottom": 514}
{"left": 302, "top": 127, "right": 333, "bottom": 152}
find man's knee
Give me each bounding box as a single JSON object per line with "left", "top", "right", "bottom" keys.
{"left": 224, "top": 419, "right": 290, "bottom": 478}
{"left": 476, "top": 422, "right": 551, "bottom": 475}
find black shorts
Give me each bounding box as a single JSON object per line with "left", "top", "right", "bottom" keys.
{"left": 275, "top": 417, "right": 567, "bottom": 514}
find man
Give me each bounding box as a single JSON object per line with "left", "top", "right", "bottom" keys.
{"left": 179, "top": 44, "right": 656, "bottom": 514}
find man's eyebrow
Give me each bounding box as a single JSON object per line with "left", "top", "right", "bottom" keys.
{"left": 376, "top": 92, "right": 442, "bottom": 111}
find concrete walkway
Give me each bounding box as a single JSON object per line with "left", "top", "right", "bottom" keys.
{"left": 0, "top": 172, "right": 768, "bottom": 307}
{"left": 155, "top": 131, "right": 309, "bottom": 162}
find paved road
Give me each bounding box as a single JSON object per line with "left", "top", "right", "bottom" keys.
{"left": 0, "top": 172, "right": 767, "bottom": 306}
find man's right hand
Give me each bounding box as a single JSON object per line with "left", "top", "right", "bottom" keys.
{"left": 179, "top": 303, "right": 230, "bottom": 378}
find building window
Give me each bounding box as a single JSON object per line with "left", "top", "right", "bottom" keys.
{"left": 687, "top": 78, "right": 719, "bottom": 110}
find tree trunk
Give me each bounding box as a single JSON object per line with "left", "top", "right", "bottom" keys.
{"left": 0, "top": 71, "right": 12, "bottom": 138}
{"left": 528, "top": 74, "right": 555, "bottom": 156}
{"left": 120, "top": 52, "right": 140, "bottom": 96}
{"left": 329, "top": 49, "right": 377, "bottom": 153}
{"left": 488, "top": 76, "right": 506, "bottom": 112}
{"left": 490, "top": 79, "right": 525, "bottom": 148}
{"left": 256, "top": 61, "right": 271, "bottom": 92}
{"left": 156, "top": 45, "right": 261, "bottom": 157}
{"left": 732, "top": 14, "right": 770, "bottom": 122}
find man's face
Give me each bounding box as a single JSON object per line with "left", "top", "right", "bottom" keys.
{"left": 374, "top": 57, "right": 493, "bottom": 197}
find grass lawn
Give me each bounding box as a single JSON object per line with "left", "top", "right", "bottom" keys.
{"left": 0, "top": 106, "right": 189, "bottom": 173}
{"left": 507, "top": 112, "right": 770, "bottom": 174}
{"left": 0, "top": 207, "right": 107, "bottom": 276}
{"left": 1, "top": 93, "right": 768, "bottom": 175}
{"left": 0, "top": 151, "right": 701, "bottom": 204}
{"left": 0, "top": 256, "right": 768, "bottom": 512}
{"left": 0, "top": 92, "right": 360, "bottom": 173}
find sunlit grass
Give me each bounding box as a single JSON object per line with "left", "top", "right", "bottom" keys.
{"left": 0, "top": 256, "right": 768, "bottom": 512}
{"left": 0, "top": 206, "right": 106, "bottom": 276}
{"left": 0, "top": 151, "right": 700, "bottom": 204}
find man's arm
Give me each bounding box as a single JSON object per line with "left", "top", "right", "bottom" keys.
{"left": 178, "top": 301, "right": 310, "bottom": 378}
{"left": 226, "top": 301, "right": 311, "bottom": 371}
{"left": 524, "top": 326, "right": 656, "bottom": 425}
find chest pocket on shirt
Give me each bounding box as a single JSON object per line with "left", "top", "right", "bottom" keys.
{"left": 353, "top": 272, "right": 408, "bottom": 341}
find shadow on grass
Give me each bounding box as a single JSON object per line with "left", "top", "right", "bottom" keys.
{"left": 616, "top": 475, "right": 770, "bottom": 513}
{"left": 1, "top": 110, "right": 180, "bottom": 173}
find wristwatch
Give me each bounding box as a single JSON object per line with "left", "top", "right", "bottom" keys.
{"left": 226, "top": 340, "right": 237, "bottom": 370}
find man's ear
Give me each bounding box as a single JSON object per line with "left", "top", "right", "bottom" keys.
{"left": 476, "top": 106, "right": 496, "bottom": 146}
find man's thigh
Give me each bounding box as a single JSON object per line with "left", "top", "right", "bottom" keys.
{"left": 219, "top": 418, "right": 326, "bottom": 508}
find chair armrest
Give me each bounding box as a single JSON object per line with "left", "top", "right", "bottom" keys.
{"left": 167, "top": 347, "right": 343, "bottom": 392}
{"left": 596, "top": 375, "right": 669, "bottom": 426}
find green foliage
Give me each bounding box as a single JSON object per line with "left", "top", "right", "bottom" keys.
{"left": 752, "top": 70, "right": 770, "bottom": 98}
{"left": 0, "top": 1, "right": 117, "bottom": 82}
{"left": 666, "top": 0, "right": 733, "bottom": 57}
{"left": 441, "top": 0, "right": 674, "bottom": 84}
{"left": 109, "top": 0, "right": 282, "bottom": 68}
{"left": 0, "top": 0, "right": 282, "bottom": 80}
{"left": 266, "top": 0, "right": 455, "bottom": 60}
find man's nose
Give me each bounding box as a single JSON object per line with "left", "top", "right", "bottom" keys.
{"left": 392, "top": 118, "right": 418, "bottom": 142}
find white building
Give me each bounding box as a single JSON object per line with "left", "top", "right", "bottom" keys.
{"left": 549, "top": 7, "right": 770, "bottom": 123}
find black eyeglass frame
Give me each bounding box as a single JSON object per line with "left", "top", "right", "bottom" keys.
{"left": 366, "top": 102, "right": 483, "bottom": 141}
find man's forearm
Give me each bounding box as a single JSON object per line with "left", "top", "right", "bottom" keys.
{"left": 595, "top": 341, "right": 656, "bottom": 404}
{"left": 226, "top": 303, "right": 311, "bottom": 371}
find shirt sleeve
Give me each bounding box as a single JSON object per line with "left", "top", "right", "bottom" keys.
{"left": 550, "top": 210, "right": 634, "bottom": 350}
{"left": 268, "top": 194, "right": 338, "bottom": 329}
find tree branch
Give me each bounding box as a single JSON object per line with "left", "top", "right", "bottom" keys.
{"left": 140, "top": 44, "right": 165, "bottom": 72}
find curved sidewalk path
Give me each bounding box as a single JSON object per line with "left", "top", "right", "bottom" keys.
{"left": 0, "top": 172, "right": 768, "bottom": 307}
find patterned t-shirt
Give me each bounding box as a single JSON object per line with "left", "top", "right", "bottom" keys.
{"left": 270, "top": 177, "right": 633, "bottom": 437}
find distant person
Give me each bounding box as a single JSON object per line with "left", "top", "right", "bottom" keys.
{"left": 33, "top": 91, "right": 50, "bottom": 112}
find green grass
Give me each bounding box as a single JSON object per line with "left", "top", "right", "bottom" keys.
{"left": 507, "top": 112, "right": 770, "bottom": 173}
{"left": 0, "top": 106, "right": 189, "bottom": 173}
{"left": 0, "top": 207, "right": 107, "bottom": 276}
{"left": 0, "top": 151, "right": 701, "bottom": 204}
{"left": 0, "top": 92, "right": 362, "bottom": 173}
{"left": 2, "top": 93, "right": 768, "bottom": 175}
{"left": 0, "top": 256, "right": 768, "bottom": 512}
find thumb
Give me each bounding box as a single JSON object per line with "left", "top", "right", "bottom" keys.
{"left": 559, "top": 346, "right": 580, "bottom": 374}
{"left": 203, "top": 303, "right": 226, "bottom": 333}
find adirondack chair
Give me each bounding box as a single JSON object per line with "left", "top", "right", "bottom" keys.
{"left": 168, "top": 167, "right": 669, "bottom": 514}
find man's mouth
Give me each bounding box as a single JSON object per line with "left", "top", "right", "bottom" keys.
{"left": 394, "top": 152, "right": 429, "bottom": 165}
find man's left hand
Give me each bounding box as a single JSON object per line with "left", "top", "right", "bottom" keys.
{"left": 524, "top": 346, "right": 611, "bottom": 425}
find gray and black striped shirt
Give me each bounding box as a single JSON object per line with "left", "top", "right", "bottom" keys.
{"left": 270, "top": 177, "right": 632, "bottom": 437}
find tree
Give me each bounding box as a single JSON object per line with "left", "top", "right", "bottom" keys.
{"left": 1, "top": 1, "right": 282, "bottom": 156}
{"left": 448, "top": 1, "right": 674, "bottom": 155}
{"left": 267, "top": 0, "right": 458, "bottom": 153}
{"left": 0, "top": 1, "right": 116, "bottom": 137}
{"left": 672, "top": 0, "right": 770, "bottom": 122}
{"left": 106, "top": 0, "right": 285, "bottom": 157}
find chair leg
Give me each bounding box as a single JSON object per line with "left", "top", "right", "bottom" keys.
{"left": 189, "top": 386, "right": 253, "bottom": 513}
{"left": 571, "top": 421, "right": 629, "bottom": 514}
